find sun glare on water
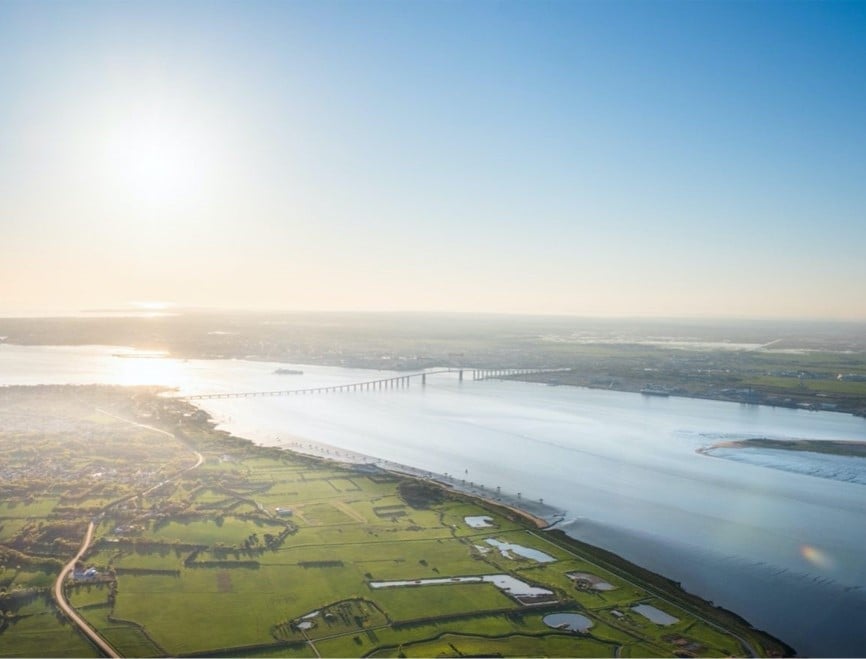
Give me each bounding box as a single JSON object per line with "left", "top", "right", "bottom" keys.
{"left": 132, "top": 301, "right": 172, "bottom": 311}
{"left": 114, "top": 353, "right": 186, "bottom": 387}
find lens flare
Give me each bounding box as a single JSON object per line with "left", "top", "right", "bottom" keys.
{"left": 800, "top": 545, "right": 834, "bottom": 570}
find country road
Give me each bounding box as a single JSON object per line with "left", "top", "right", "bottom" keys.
{"left": 52, "top": 521, "right": 121, "bottom": 658}
{"left": 50, "top": 408, "right": 204, "bottom": 657}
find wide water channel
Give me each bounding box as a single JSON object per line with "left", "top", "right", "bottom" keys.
{"left": 2, "top": 344, "right": 865, "bottom": 656}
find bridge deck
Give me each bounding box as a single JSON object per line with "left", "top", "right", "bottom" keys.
{"left": 183, "top": 368, "right": 569, "bottom": 400}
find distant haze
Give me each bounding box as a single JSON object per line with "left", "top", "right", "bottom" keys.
{"left": 1, "top": 1, "right": 865, "bottom": 319}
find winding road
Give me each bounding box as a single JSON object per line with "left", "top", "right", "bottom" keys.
{"left": 52, "top": 520, "right": 121, "bottom": 658}
{"left": 51, "top": 409, "right": 203, "bottom": 658}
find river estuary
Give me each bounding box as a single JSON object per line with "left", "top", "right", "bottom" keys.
{"left": 2, "top": 343, "right": 865, "bottom": 656}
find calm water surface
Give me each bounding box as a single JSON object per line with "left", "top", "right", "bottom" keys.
{"left": 2, "top": 344, "right": 865, "bottom": 655}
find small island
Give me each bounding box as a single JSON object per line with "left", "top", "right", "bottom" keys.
{"left": 702, "top": 438, "right": 866, "bottom": 459}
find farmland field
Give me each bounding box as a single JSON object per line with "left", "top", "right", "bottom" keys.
{"left": 0, "top": 386, "right": 790, "bottom": 657}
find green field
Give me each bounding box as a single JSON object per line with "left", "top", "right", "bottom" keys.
{"left": 0, "top": 386, "right": 792, "bottom": 657}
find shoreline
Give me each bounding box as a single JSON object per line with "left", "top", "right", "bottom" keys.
{"left": 194, "top": 411, "right": 793, "bottom": 657}
{"left": 2, "top": 339, "right": 865, "bottom": 421}
{"left": 264, "top": 435, "right": 565, "bottom": 529}
{"left": 529, "top": 379, "right": 866, "bottom": 421}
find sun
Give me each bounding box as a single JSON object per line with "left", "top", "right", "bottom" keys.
{"left": 100, "top": 101, "right": 213, "bottom": 205}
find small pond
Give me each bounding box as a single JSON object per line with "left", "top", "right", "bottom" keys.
{"left": 369, "top": 574, "right": 553, "bottom": 599}
{"left": 567, "top": 571, "right": 616, "bottom": 590}
{"left": 632, "top": 604, "right": 680, "bottom": 625}
{"left": 543, "top": 612, "right": 593, "bottom": 633}
{"left": 485, "top": 538, "right": 555, "bottom": 562}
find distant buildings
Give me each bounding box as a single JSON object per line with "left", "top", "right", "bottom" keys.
{"left": 72, "top": 565, "right": 98, "bottom": 580}
{"left": 838, "top": 373, "right": 866, "bottom": 382}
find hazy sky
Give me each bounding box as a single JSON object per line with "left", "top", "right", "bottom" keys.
{"left": 1, "top": 0, "right": 865, "bottom": 319}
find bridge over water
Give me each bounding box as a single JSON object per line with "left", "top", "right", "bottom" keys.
{"left": 184, "top": 368, "right": 569, "bottom": 400}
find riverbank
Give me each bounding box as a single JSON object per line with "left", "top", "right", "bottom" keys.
{"left": 510, "top": 372, "right": 866, "bottom": 420}
{"left": 230, "top": 428, "right": 783, "bottom": 657}
{"left": 185, "top": 404, "right": 792, "bottom": 657}
{"left": 267, "top": 432, "right": 564, "bottom": 529}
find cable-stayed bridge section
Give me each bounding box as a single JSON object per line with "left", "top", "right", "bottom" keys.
{"left": 184, "top": 368, "right": 569, "bottom": 401}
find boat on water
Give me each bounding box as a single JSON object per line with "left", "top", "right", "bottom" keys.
{"left": 640, "top": 387, "right": 670, "bottom": 397}
{"left": 274, "top": 368, "right": 304, "bottom": 375}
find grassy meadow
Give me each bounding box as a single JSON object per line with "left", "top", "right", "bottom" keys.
{"left": 0, "top": 386, "right": 791, "bottom": 657}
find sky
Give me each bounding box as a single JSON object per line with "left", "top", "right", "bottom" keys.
{"left": 1, "top": 0, "right": 865, "bottom": 319}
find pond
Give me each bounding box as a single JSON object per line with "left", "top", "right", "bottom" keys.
{"left": 369, "top": 574, "right": 554, "bottom": 599}
{"left": 632, "top": 604, "right": 680, "bottom": 625}
{"left": 543, "top": 612, "right": 593, "bottom": 633}
{"left": 567, "top": 571, "right": 616, "bottom": 591}
{"left": 485, "top": 538, "right": 556, "bottom": 562}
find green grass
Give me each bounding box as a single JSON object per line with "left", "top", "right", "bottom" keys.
{"left": 0, "top": 518, "right": 31, "bottom": 543}
{"left": 149, "top": 517, "right": 264, "bottom": 546}
{"left": 371, "top": 582, "right": 517, "bottom": 621}
{"left": 0, "top": 498, "right": 61, "bottom": 518}
{"left": 296, "top": 502, "right": 359, "bottom": 526}
{"left": 747, "top": 375, "right": 866, "bottom": 396}
{"left": 2, "top": 568, "right": 58, "bottom": 590}
{"left": 82, "top": 608, "right": 166, "bottom": 657}
{"left": 0, "top": 610, "right": 99, "bottom": 658}
{"left": 198, "top": 643, "right": 318, "bottom": 658}
{"left": 368, "top": 631, "right": 618, "bottom": 657}
{"left": 108, "top": 548, "right": 184, "bottom": 570}
{"left": 68, "top": 583, "right": 111, "bottom": 608}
